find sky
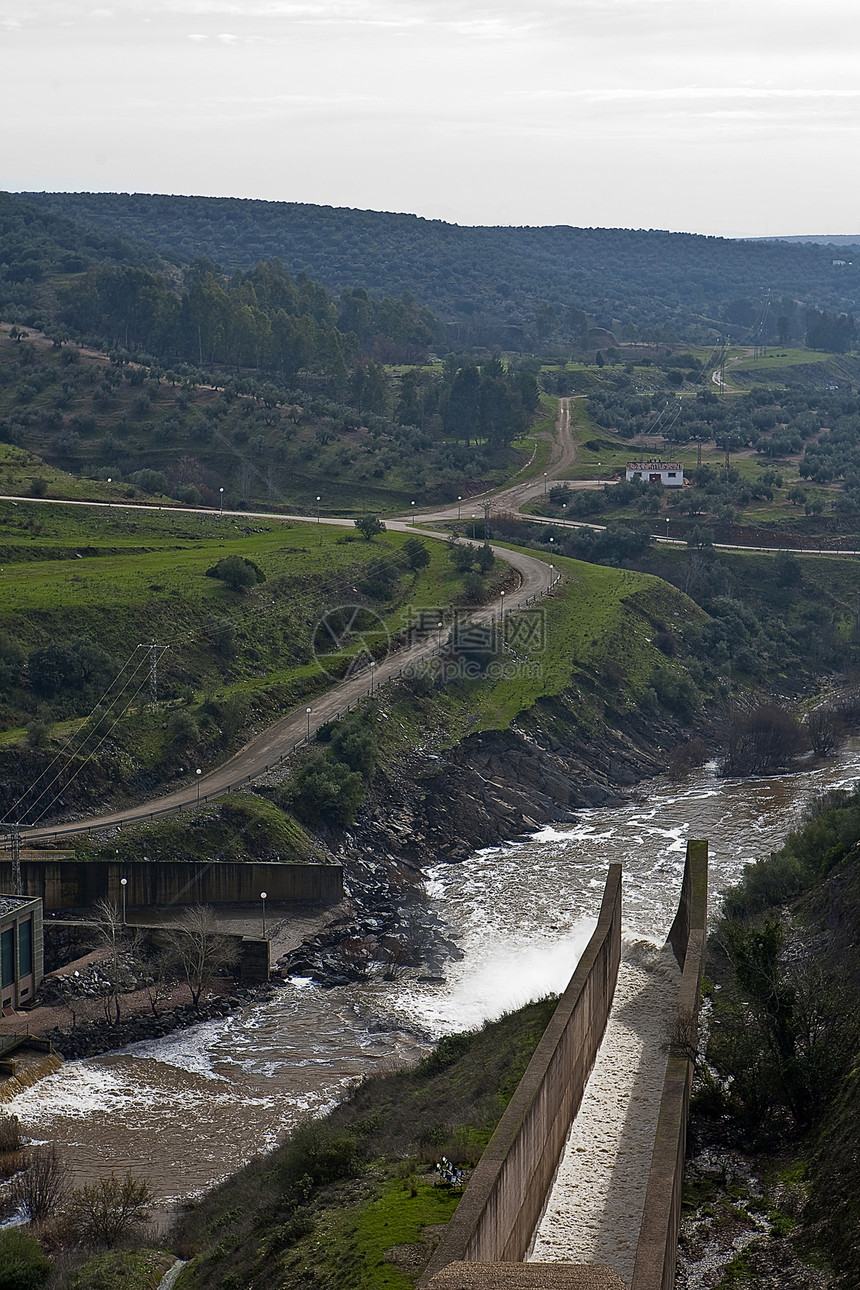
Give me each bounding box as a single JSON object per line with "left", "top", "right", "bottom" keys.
{"left": 2, "top": 0, "right": 858, "bottom": 237}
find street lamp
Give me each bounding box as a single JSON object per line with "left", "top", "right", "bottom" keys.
{"left": 457, "top": 495, "right": 462, "bottom": 519}
{"left": 370, "top": 660, "right": 376, "bottom": 695}
{"left": 306, "top": 707, "right": 312, "bottom": 740}
{"left": 120, "top": 876, "right": 127, "bottom": 925}
{"left": 500, "top": 589, "right": 505, "bottom": 632}
{"left": 260, "top": 891, "right": 267, "bottom": 938}
{"left": 665, "top": 517, "right": 670, "bottom": 541}
{"left": 316, "top": 495, "right": 321, "bottom": 521}
{"left": 219, "top": 487, "right": 224, "bottom": 516}
{"left": 544, "top": 472, "right": 548, "bottom": 495}
{"left": 196, "top": 767, "right": 202, "bottom": 803}
{"left": 437, "top": 620, "right": 443, "bottom": 649}
{"left": 411, "top": 501, "right": 415, "bottom": 526}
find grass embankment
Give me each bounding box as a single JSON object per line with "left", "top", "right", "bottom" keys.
{"left": 171, "top": 996, "right": 558, "bottom": 1290}
{"left": 73, "top": 794, "right": 317, "bottom": 865}
{"left": 61, "top": 552, "right": 706, "bottom": 861}
{"left": 0, "top": 501, "right": 488, "bottom": 734}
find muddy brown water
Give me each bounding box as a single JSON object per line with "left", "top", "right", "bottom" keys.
{"left": 10, "top": 741, "right": 860, "bottom": 1218}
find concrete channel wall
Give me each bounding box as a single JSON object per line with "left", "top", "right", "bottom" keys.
{"left": 420, "top": 863, "right": 623, "bottom": 1286}
{"left": 0, "top": 859, "right": 343, "bottom": 910}
{"left": 631, "top": 839, "right": 708, "bottom": 1290}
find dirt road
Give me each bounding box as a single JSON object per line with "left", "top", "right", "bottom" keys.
{"left": 13, "top": 515, "right": 558, "bottom": 843}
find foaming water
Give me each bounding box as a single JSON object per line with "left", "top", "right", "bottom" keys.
{"left": 12, "top": 739, "right": 860, "bottom": 1205}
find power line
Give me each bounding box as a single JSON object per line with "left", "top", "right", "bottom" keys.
{"left": 4, "top": 647, "right": 149, "bottom": 822}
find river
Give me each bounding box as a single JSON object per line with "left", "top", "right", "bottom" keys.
{"left": 10, "top": 739, "right": 860, "bottom": 1214}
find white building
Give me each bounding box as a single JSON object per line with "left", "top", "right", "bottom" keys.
{"left": 625, "top": 460, "right": 684, "bottom": 487}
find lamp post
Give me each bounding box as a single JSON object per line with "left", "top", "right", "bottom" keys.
{"left": 219, "top": 487, "right": 224, "bottom": 516}
{"left": 437, "top": 620, "right": 443, "bottom": 649}
{"left": 562, "top": 502, "right": 567, "bottom": 523}
{"left": 457, "top": 496, "right": 462, "bottom": 519}
{"left": 544, "top": 472, "right": 548, "bottom": 495}
{"left": 196, "top": 767, "right": 202, "bottom": 803}
{"left": 665, "top": 517, "right": 670, "bottom": 542}
{"left": 370, "top": 660, "right": 376, "bottom": 695}
{"left": 411, "top": 501, "right": 415, "bottom": 526}
{"left": 500, "top": 589, "right": 505, "bottom": 633}
{"left": 120, "top": 876, "right": 127, "bottom": 926}
{"left": 306, "top": 707, "right": 312, "bottom": 740}
{"left": 260, "top": 891, "right": 267, "bottom": 938}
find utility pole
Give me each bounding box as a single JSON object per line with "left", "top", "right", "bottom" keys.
{"left": 1, "top": 823, "right": 22, "bottom": 896}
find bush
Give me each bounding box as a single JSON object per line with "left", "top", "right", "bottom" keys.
{"left": 62, "top": 1172, "right": 153, "bottom": 1249}
{"left": 283, "top": 753, "right": 365, "bottom": 825}
{"left": 205, "top": 555, "right": 265, "bottom": 592}
{"left": 0, "top": 1109, "right": 21, "bottom": 1154}
{"left": 720, "top": 702, "right": 805, "bottom": 776}
{"left": 329, "top": 714, "right": 379, "bottom": 780}
{"left": 0, "top": 1229, "right": 50, "bottom": 1290}
{"left": 10, "top": 1144, "right": 68, "bottom": 1224}
{"left": 403, "top": 537, "right": 430, "bottom": 570}
{"left": 354, "top": 514, "right": 386, "bottom": 541}
{"left": 279, "top": 1120, "right": 361, "bottom": 1194}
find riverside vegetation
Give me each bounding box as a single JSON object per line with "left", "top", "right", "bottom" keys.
{"left": 678, "top": 784, "right": 860, "bottom": 1289}
{"left": 3, "top": 185, "right": 860, "bottom": 1288}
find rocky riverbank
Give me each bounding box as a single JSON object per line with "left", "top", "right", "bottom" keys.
{"left": 43, "top": 981, "right": 281, "bottom": 1060}
{"left": 274, "top": 695, "right": 698, "bottom": 986}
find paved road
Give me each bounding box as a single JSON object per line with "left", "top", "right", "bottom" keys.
{"left": 5, "top": 509, "right": 558, "bottom": 843}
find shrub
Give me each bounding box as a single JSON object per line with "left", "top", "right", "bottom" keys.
{"left": 720, "top": 702, "right": 805, "bottom": 776}
{"left": 10, "top": 1144, "right": 68, "bottom": 1223}
{"left": 279, "top": 1120, "right": 361, "bottom": 1194}
{"left": 25, "top": 719, "right": 52, "bottom": 749}
{"left": 283, "top": 753, "right": 365, "bottom": 825}
{"left": 0, "top": 1229, "right": 50, "bottom": 1290}
{"left": 0, "top": 1109, "right": 21, "bottom": 1154}
{"left": 62, "top": 1172, "right": 153, "bottom": 1249}
{"left": 403, "top": 537, "right": 430, "bottom": 570}
{"left": 354, "top": 514, "right": 386, "bottom": 540}
{"left": 205, "top": 555, "right": 265, "bottom": 592}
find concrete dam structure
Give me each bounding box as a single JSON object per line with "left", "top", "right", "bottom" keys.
{"left": 420, "top": 839, "right": 708, "bottom": 1290}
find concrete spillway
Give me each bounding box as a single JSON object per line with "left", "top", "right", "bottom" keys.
{"left": 528, "top": 942, "right": 681, "bottom": 1286}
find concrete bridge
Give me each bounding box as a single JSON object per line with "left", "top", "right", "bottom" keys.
{"left": 419, "top": 840, "right": 708, "bottom": 1290}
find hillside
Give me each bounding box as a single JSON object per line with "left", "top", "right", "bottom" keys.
{"left": 18, "top": 192, "right": 860, "bottom": 345}
{"left": 0, "top": 324, "right": 539, "bottom": 514}
{"left": 686, "top": 784, "right": 860, "bottom": 1288}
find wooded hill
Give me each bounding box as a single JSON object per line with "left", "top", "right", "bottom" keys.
{"left": 17, "top": 191, "right": 860, "bottom": 347}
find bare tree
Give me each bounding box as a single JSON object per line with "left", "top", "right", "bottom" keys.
{"left": 93, "top": 900, "right": 137, "bottom": 1024}
{"left": 10, "top": 1144, "right": 69, "bottom": 1223}
{"left": 163, "top": 906, "right": 239, "bottom": 1010}
{"left": 719, "top": 700, "right": 806, "bottom": 776}
{"left": 62, "top": 1171, "right": 153, "bottom": 1249}
{"left": 806, "top": 706, "right": 843, "bottom": 757}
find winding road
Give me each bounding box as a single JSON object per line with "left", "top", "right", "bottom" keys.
{"left": 4, "top": 510, "right": 559, "bottom": 844}
{"left": 6, "top": 393, "right": 854, "bottom": 845}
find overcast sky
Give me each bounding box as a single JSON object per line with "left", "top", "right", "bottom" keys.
{"left": 2, "top": 0, "right": 858, "bottom": 237}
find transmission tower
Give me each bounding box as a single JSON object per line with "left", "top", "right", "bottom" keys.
{"left": 1, "top": 822, "right": 22, "bottom": 896}
{"left": 138, "top": 642, "right": 169, "bottom": 707}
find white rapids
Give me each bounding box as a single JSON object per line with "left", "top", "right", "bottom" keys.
{"left": 8, "top": 740, "right": 860, "bottom": 1215}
